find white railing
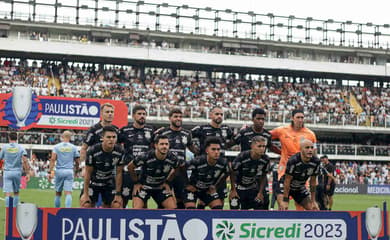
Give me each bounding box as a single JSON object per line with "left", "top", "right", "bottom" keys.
{"left": 128, "top": 104, "right": 390, "bottom": 129}
{"left": 0, "top": 131, "right": 388, "bottom": 159}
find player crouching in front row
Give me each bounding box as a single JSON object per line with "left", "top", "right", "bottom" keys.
{"left": 183, "top": 137, "right": 230, "bottom": 210}
{"left": 229, "top": 136, "right": 270, "bottom": 210}
{"left": 279, "top": 139, "right": 320, "bottom": 211}
{"left": 127, "top": 135, "right": 179, "bottom": 209}
{"left": 80, "top": 126, "right": 125, "bottom": 208}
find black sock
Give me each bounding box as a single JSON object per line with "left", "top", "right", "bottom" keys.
{"left": 176, "top": 202, "right": 185, "bottom": 209}
{"left": 211, "top": 205, "right": 223, "bottom": 209}
{"left": 197, "top": 204, "right": 206, "bottom": 209}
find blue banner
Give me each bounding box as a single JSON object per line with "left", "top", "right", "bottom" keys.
{"left": 40, "top": 99, "right": 100, "bottom": 117}
{"left": 367, "top": 185, "right": 390, "bottom": 195}
{"left": 0, "top": 91, "right": 128, "bottom": 130}
{"left": 6, "top": 202, "right": 389, "bottom": 240}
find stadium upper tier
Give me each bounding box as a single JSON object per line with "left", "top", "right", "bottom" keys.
{"left": 0, "top": 29, "right": 389, "bottom": 82}
{"left": 0, "top": 0, "right": 390, "bottom": 50}
{"left": 1, "top": 60, "right": 389, "bottom": 132}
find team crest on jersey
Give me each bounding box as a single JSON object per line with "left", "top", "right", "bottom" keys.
{"left": 112, "top": 157, "right": 120, "bottom": 165}
{"left": 307, "top": 168, "right": 314, "bottom": 175}
{"left": 214, "top": 170, "right": 221, "bottom": 178}
{"left": 222, "top": 130, "right": 227, "bottom": 137}
{"left": 139, "top": 190, "right": 147, "bottom": 198}
{"left": 163, "top": 165, "right": 171, "bottom": 173}
{"left": 182, "top": 136, "right": 187, "bottom": 145}
{"left": 145, "top": 131, "right": 151, "bottom": 139}
{"left": 187, "top": 192, "right": 195, "bottom": 200}
{"left": 257, "top": 165, "right": 263, "bottom": 175}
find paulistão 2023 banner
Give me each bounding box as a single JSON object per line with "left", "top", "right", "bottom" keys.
{"left": 0, "top": 87, "right": 128, "bottom": 130}
{"left": 5, "top": 200, "right": 389, "bottom": 240}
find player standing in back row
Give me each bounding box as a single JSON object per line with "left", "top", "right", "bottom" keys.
{"left": 80, "top": 103, "right": 118, "bottom": 163}
{"left": 229, "top": 136, "right": 270, "bottom": 210}
{"left": 154, "top": 108, "right": 198, "bottom": 209}
{"left": 232, "top": 108, "right": 280, "bottom": 209}
{"left": 118, "top": 105, "right": 155, "bottom": 207}
{"left": 191, "top": 106, "right": 234, "bottom": 155}
{"left": 79, "top": 103, "right": 118, "bottom": 207}
{"left": 191, "top": 106, "right": 234, "bottom": 208}
{"left": 80, "top": 126, "right": 125, "bottom": 208}
{"left": 270, "top": 109, "right": 317, "bottom": 210}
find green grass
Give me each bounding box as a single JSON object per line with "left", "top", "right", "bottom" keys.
{"left": 1, "top": 189, "right": 389, "bottom": 239}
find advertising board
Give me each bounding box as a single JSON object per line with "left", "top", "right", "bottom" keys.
{"left": 5, "top": 201, "right": 389, "bottom": 240}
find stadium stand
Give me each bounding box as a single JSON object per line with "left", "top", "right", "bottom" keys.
{"left": 1, "top": 60, "right": 390, "bottom": 128}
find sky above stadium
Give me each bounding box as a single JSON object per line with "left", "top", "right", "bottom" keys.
{"left": 147, "top": 0, "right": 389, "bottom": 25}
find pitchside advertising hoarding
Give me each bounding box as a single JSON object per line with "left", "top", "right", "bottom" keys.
{"left": 0, "top": 87, "right": 128, "bottom": 130}
{"left": 5, "top": 201, "right": 389, "bottom": 240}
{"left": 335, "top": 184, "right": 390, "bottom": 195}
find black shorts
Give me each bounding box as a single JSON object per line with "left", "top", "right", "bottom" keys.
{"left": 289, "top": 188, "right": 310, "bottom": 205}
{"left": 80, "top": 186, "right": 115, "bottom": 206}
{"left": 324, "top": 183, "right": 336, "bottom": 196}
{"left": 275, "top": 175, "right": 310, "bottom": 204}
{"left": 183, "top": 189, "right": 221, "bottom": 206}
{"left": 133, "top": 186, "right": 173, "bottom": 205}
{"left": 236, "top": 188, "right": 263, "bottom": 210}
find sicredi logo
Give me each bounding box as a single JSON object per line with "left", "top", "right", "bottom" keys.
{"left": 212, "top": 219, "right": 347, "bottom": 240}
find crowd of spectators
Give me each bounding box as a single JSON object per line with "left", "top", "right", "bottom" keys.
{"left": 320, "top": 143, "right": 390, "bottom": 157}
{"left": 27, "top": 153, "right": 50, "bottom": 178}
{"left": 1, "top": 59, "right": 390, "bottom": 127}
{"left": 0, "top": 128, "right": 84, "bottom": 146}
{"left": 334, "top": 161, "right": 390, "bottom": 185}
{"left": 29, "top": 32, "right": 48, "bottom": 41}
